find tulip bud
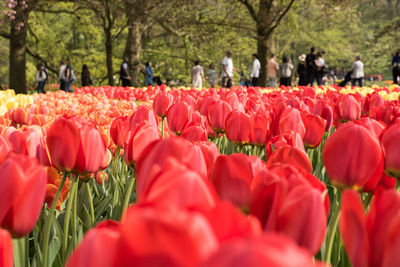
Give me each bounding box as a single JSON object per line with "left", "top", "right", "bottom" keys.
{"left": 382, "top": 122, "right": 400, "bottom": 178}
{"left": 323, "top": 123, "right": 383, "bottom": 189}
{"left": 153, "top": 93, "right": 172, "bottom": 118}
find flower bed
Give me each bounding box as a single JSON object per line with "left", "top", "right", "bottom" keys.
{"left": 1, "top": 84, "right": 400, "bottom": 267}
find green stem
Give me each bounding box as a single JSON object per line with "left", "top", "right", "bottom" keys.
{"left": 86, "top": 182, "right": 95, "bottom": 226}
{"left": 72, "top": 180, "right": 78, "bottom": 247}
{"left": 62, "top": 177, "right": 78, "bottom": 259}
{"left": 41, "top": 173, "right": 67, "bottom": 267}
{"left": 121, "top": 172, "right": 136, "bottom": 216}
{"left": 324, "top": 194, "right": 342, "bottom": 264}
{"left": 161, "top": 117, "right": 165, "bottom": 139}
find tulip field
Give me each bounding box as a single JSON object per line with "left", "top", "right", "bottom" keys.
{"left": 2, "top": 84, "right": 400, "bottom": 267}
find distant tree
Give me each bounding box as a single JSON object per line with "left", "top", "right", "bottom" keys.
{"left": 237, "top": 0, "right": 295, "bottom": 86}
{"left": 78, "top": 0, "right": 126, "bottom": 85}
{"left": 0, "top": 0, "right": 37, "bottom": 93}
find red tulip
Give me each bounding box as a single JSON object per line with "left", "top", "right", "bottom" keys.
{"left": 0, "top": 135, "right": 11, "bottom": 163}
{"left": 340, "top": 189, "right": 400, "bottom": 267}
{"left": 115, "top": 205, "right": 218, "bottom": 266}
{"left": 355, "top": 117, "right": 385, "bottom": 138}
{"left": 265, "top": 131, "right": 305, "bottom": 160}
{"left": 301, "top": 112, "right": 326, "bottom": 148}
{"left": 274, "top": 185, "right": 326, "bottom": 254}
{"left": 139, "top": 158, "right": 217, "bottom": 211}
{"left": 279, "top": 107, "right": 305, "bottom": 138}
{"left": 381, "top": 122, "right": 400, "bottom": 178}
{"left": 250, "top": 165, "right": 328, "bottom": 254}
{"left": 197, "top": 96, "right": 218, "bottom": 115}
{"left": 124, "top": 122, "right": 160, "bottom": 166}
{"left": 167, "top": 101, "right": 191, "bottom": 135}
{"left": 201, "top": 201, "right": 262, "bottom": 243}
{"left": 199, "top": 234, "right": 326, "bottom": 267}
{"left": 110, "top": 116, "right": 131, "bottom": 147}
{"left": 47, "top": 116, "right": 108, "bottom": 174}
{"left": 0, "top": 153, "right": 46, "bottom": 237}
{"left": 323, "top": 123, "right": 383, "bottom": 189}
{"left": 181, "top": 123, "right": 207, "bottom": 142}
{"left": 337, "top": 94, "right": 361, "bottom": 122}
{"left": 153, "top": 93, "right": 172, "bottom": 118}
{"left": 210, "top": 153, "right": 264, "bottom": 208}
{"left": 267, "top": 146, "right": 313, "bottom": 174}
{"left": 136, "top": 137, "right": 208, "bottom": 197}
{"left": 129, "top": 105, "right": 158, "bottom": 131}
{"left": 0, "top": 228, "right": 13, "bottom": 267}
{"left": 251, "top": 113, "right": 270, "bottom": 146}
{"left": 195, "top": 141, "right": 220, "bottom": 178}
{"left": 225, "top": 110, "right": 253, "bottom": 144}
{"left": 207, "top": 101, "right": 232, "bottom": 133}
{"left": 8, "top": 126, "right": 42, "bottom": 158}
{"left": 66, "top": 221, "right": 121, "bottom": 267}
{"left": 46, "top": 116, "right": 80, "bottom": 172}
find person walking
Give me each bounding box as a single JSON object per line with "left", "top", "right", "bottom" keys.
{"left": 267, "top": 54, "right": 279, "bottom": 87}
{"left": 64, "top": 59, "right": 75, "bottom": 92}
{"left": 120, "top": 57, "right": 131, "bottom": 87}
{"left": 250, "top": 53, "right": 261, "bottom": 86}
{"left": 58, "top": 60, "right": 66, "bottom": 91}
{"left": 206, "top": 63, "right": 217, "bottom": 87}
{"left": 306, "top": 47, "right": 317, "bottom": 85}
{"left": 297, "top": 54, "right": 308, "bottom": 86}
{"left": 191, "top": 60, "right": 205, "bottom": 88}
{"left": 279, "top": 56, "right": 294, "bottom": 87}
{"left": 145, "top": 61, "right": 154, "bottom": 86}
{"left": 221, "top": 50, "right": 239, "bottom": 88}
{"left": 350, "top": 56, "right": 364, "bottom": 87}
{"left": 35, "top": 64, "right": 48, "bottom": 94}
{"left": 81, "top": 64, "right": 92, "bottom": 87}
{"left": 315, "top": 52, "right": 325, "bottom": 86}
{"left": 392, "top": 49, "right": 400, "bottom": 85}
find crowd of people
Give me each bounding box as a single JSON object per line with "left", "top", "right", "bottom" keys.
{"left": 187, "top": 47, "right": 369, "bottom": 89}
{"left": 33, "top": 48, "right": 400, "bottom": 93}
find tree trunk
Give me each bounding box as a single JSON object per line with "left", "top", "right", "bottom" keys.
{"left": 9, "top": 10, "right": 27, "bottom": 94}
{"left": 256, "top": 0, "right": 274, "bottom": 87}
{"left": 257, "top": 37, "right": 268, "bottom": 87}
{"left": 124, "top": 20, "right": 143, "bottom": 87}
{"left": 105, "top": 28, "right": 114, "bottom": 86}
